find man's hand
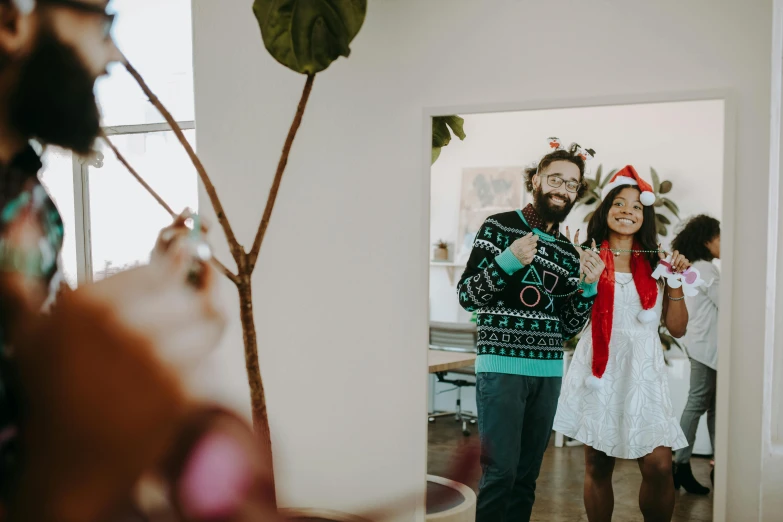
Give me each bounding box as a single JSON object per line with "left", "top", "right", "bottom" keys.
{"left": 566, "top": 228, "right": 606, "bottom": 285}
{"left": 509, "top": 233, "right": 539, "bottom": 266}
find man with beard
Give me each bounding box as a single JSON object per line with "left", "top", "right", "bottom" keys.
{"left": 457, "top": 141, "right": 605, "bottom": 522}
{"left": 0, "top": 0, "right": 226, "bottom": 517}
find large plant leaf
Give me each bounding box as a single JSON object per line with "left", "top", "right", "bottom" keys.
{"left": 595, "top": 164, "right": 603, "bottom": 186}
{"left": 656, "top": 214, "right": 671, "bottom": 225}
{"left": 582, "top": 196, "right": 598, "bottom": 206}
{"left": 654, "top": 198, "right": 664, "bottom": 207}
{"left": 657, "top": 223, "right": 668, "bottom": 236}
{"left": 253, "top": 0, "right": 367, "bottom": 75}
{"left": 431, "top": 116, "right": 466, "bottom": 164}
{"left": 584, "top": 210, "right": 595, "bottom": 223}
{"left": 661, "top": 198, "right": 680, "bottom": 218}
{"left": 650, "top": 167, "right": 661, "bottom": 193}
{"left": 659, "top": 180, "right": 673, "bottom": 194}
{"left": 432, "top": 118, "right": 452, "bottom": 148}
{"left": 443, "top": 116, "right": 466, "bottom": 140}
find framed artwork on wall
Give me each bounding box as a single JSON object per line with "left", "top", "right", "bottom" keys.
{"left": 456, "top": 166, "right": 526, "bottom": 262}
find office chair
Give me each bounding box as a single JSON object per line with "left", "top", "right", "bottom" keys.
{"left": 428, "top": 321, "right": 478, "bottom": 437}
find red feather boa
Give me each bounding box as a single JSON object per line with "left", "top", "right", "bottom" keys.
{"left": 590, "top": 240, "right": 658, "bottom": 380}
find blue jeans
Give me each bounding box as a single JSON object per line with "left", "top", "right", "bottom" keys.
{"left": 475, "top": 373, "right": 561, "bottom": 522}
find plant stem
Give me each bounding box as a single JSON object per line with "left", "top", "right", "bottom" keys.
{"left": 248, "top": 74, "right": 315, "bottom": 267}
{"left": 100, "top": 132, "right": 176, "bottom": 217}
{"left": 101, "top": 133, "right": 239, "bottom": 284}
{"left": 236, "top": 258, "right": 276, "bottom": 507}
{"left": 123, "top": 58, "right": 244, "bottom": 264}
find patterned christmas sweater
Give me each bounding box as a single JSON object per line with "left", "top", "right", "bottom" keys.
{"left": 457, "top": 206, "right": 597, "bottom": 377}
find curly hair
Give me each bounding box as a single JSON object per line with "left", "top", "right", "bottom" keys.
{"left": 670, "top": 214, "right": 720, "bottom": 263}
{"left": 523, "top": 143, "right": 588, "bottom": 200}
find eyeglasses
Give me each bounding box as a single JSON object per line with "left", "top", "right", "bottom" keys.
{"left": 37, "top": 0, "right": 115, "bottom": 39}
{"left": 544, "top": 174, "right": 581, "bottom": 194}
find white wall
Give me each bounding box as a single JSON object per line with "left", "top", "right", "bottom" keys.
{"left": 430, "top": 102, "right": 724, "bottom": 324}
{"left": 191, "top": 1, "right": 776, "bottom": 519}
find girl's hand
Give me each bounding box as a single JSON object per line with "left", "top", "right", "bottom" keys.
{"left": 660, "top": 246, "right": 691, "bottom": 274}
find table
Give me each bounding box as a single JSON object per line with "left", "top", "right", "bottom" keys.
{"left": 428, "top": 349, "right": 477, "bottom": 373}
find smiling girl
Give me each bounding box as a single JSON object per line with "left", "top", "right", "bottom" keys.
{"left": 553, "top": 166, "right": 690, "bottom": 522}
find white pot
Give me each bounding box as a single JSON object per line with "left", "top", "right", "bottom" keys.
{"left": 426, "top": 474, "right": 477, "bottom": 522}
{"left": 278, "top": 508, "right": 371, "bottom": 521}
{"left": 433, "top": 247, "right": 449, "bottom": 261}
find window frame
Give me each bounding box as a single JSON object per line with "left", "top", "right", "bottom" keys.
{"left": 70, "top": 120, "right": 195, "bottom": 285}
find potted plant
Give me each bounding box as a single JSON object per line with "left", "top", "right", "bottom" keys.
{"left": 103, "top": 1, "right": 374, "bottom": 519}
{"left": 432, "top": 239, "right": 450, "bottom": 261}
{"left": 104, "top": 3, "right": 476, "bottom": 518}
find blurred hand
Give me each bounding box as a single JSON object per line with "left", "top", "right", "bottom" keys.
{"left": 80, "top": 211, "right": 225, "bottom": 374}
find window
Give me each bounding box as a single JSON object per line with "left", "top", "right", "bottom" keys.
{"left": 39, "top": 0, "right": 197, "bottom": 286}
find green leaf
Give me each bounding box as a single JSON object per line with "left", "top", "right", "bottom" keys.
{"left": 253, "top": 0, "right": 367, "bottom": 75}
{"left": 662, "top": 198, "right": 680, "bottom": 218}
{"left": 595, "top": 164, "right": 603, "bottom": 186}
{"left": 659, "top": 180, "right": 673, "bottom": 194}
{"left": 432, "top": 118, "right": 451, "bottom": 148}
{"left": 431, "top": 147, "right": 442, "bottom": 165}
{"left": 586, "top": 179, "right": 598, "bottom": 191}
{"left": 656, "top": 214, "right": 671, "bottom": 225}
{"left": 657, "top": 223, "right": 668, "bottom": 236}
{"left": 584, "top": 211, "right": 595, "bottom": 223}
{"left": 431, "top": 116, "right": 466, "bottom": 164}
{"left": 650, "top": 167, "right": 661, "bottom": 193}
{"left": 443, "top": 116, "right": 466, "bottom": 141}
{"left": 654, "top": 198, "right": 664, "bottom": 207}
{"left": 582, "top": 197, "right": 597, "bottom": 206}
{"left": 601, "top": 169, "right": 617, "bottom": 189}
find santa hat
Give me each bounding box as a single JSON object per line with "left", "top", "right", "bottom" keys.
{"left": 585, "top": 241, "right": 659, "bottom": 390}
{"left": 602, "top": 165, "right": 656, "bottom": 206}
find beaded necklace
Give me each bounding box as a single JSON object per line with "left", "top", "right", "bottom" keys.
{"left": 516, "top": 213, "right": 663, "bottom": 298}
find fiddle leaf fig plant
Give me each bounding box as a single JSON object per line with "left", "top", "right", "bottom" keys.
{"left": 106, "top": 0, "right": 368, "bottom": 506}
{"left": 253, "top": 0, "right": 367, "bottom": 75}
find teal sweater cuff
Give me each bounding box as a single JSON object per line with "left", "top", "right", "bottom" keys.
{"left": 495, "top": 248, "right": 525, "bottom": 276}
{"left": 579, "top": 280, "right": 598, "bottom": 298}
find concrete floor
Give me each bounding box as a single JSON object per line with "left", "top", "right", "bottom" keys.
{"left": 428, "top": 420, "right": 713, "bottom": 521}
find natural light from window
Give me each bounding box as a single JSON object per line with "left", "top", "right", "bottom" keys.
{"left": 39, "top": 0, "right": 198, "bottom": 286}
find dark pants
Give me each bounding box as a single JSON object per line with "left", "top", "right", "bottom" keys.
{"left": 475, "top": 373, "right": 561, "bottom": 522}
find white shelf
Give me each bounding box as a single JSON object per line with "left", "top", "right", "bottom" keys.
{"left": 430, "top": 261, "right": 466, "bottom": 284}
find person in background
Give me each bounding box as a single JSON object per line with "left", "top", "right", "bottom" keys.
{"left": 670, "top": 215, "right": 721, "bottom": 494}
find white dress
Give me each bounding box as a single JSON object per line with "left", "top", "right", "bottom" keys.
{"left": 553, "top": 272, "right": 688, "bottom": 459}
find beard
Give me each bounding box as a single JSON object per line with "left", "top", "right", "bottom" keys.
{"left": 533, "top": 185, "right": 576, "bottom": 225}
{"left": 9, "top": 29, "right": 101, "bottom": 155}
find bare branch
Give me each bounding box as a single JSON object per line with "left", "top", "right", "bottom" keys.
{"left": 248, "top": 74, "right": 315, "bottom": 268}
{"left": 100, "top": 132, "right": 176, "bottom": 217}
{"left": 101, "top": 132, "right": 240, "bottom": 285}
{"left": 211, "top": 257, "right": 240, "bottom": 285}
{"left": 122, "top": 58, "right": 244, "bottom": 264}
